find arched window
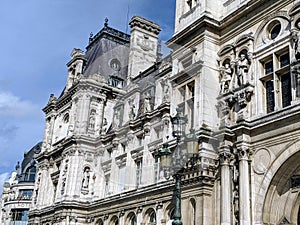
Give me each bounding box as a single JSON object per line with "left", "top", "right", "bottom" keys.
{"left": 149, "top": 210, "right": 156, "bottom": 225}
{"left": 63, "top": 113, "right": 69, "bottom": 123}
{"left": 189, "top": 198, "right": 196, "bottom": 225}
{"left": 126, "top": 212, "right": 136, "bottom": 225}
{"left": 96, "top": 219, "right": 104, "bottom": 225}
{"left": 110, "top": 216, "right": 119, "bottom": 225}
{"left": 24, "top": 166, "right": 36, "bottom": 182}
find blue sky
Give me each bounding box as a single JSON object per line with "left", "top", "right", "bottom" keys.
{"left": 0, "top": 0, "right": 175, "bottom": 188}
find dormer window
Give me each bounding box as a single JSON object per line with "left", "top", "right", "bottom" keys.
{"left": 24, "top": 166, "right": 36, "bottom": 182}
{"left": 108, "top": 76, "right": 124, "bottom": 88}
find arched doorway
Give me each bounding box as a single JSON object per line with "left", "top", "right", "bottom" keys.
{"left": 262, "top": 150, "right": 300, "bottom": 224}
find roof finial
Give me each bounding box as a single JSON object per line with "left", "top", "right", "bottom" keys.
{"left": 104, "top": 17, "right": 109, "bottom": 27}
{"left": 89, "top": 32, "right": 93, "bottom": 43}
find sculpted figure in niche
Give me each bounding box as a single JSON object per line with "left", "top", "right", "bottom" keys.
{"left": 129, "top": 100, "right": 136, "bottom": 120}
{"left": 144, "top": 94, "right": 152, "bottom": 113}
{"left": 88, "top": 111, "right": 96, "bottom": 130}
{"left": 101, "top": 118, "right": 108, "bottom": 134}
{"left": 162, "top": 81, "right": 170, "bottom": 102}
{"left": 292, "top": 20, "right": 300, "bottom": 61}
{"left": 220, "top": 62, "right": 233, "bottom": 94}
{"left": 237, "top": 52, "right": 250, "bottom": 87}
{"left": 82, "top": 167, "right": 90, "bottom": 189}
{"left": 113, "top": 109, "right": 121, "bottom": 128}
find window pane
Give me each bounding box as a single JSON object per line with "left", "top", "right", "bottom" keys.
{"left": 280, "top": 53, "right": 290, "bottom": 68}
{"left": 270, "top": 24, "right": 281, "bottom": 39}
{"left": 281, "top": 73, "right": 292, "bottom": 108}
{"left": 266, "top": 80, "right": 275, "bottom": 113}
{"left": 118, "top": 166, "right": 125, "bottom": 192}
{"left": 136, "top": 161, "right": 142, "bottom": 187}
{"left": 265, "top": 61, "right": 273, "bottom": 75}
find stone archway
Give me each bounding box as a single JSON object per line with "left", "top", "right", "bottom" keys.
{"left": 262, "top": 151, "right": 300, "bottom": 224}
{"left": 254, "top": 139, "right": 300, "bottom": 225}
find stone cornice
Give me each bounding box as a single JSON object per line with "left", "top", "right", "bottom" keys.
{"left": 129, "top": 16, "right": 161, "bottom": 35}
{"left": 167, "top": 15, "right": 220, "bottom": 48}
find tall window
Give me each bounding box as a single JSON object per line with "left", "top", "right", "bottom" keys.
{"left": 11, "top": 209, "right": 29, "bottom": 222}
{"left": 104, "top": 175, "right": 110, "bottom": 197}
{"left": 149, "top": 210, "right": 156, "bottom": 225}
{"left": 261, "top": 49, "right": 291, "bottom": 113}
{"left": 24, "top": 166, "right": 36, "bottom": 182}
{"left": 136, "top": 160, "right": 142, "bottom": 188}
{"left": 128, "top": 213, "right": 137, "bottom": 225}
{"left": 178, "top": 81, "right": 195, "bottom": 130}
{"left": 118, "top": 166, "right": 126, "bottom": 192}
{"left": 189, "top": 199, "right": 196, "bottom": 225}
{"left": 154, "top": 157, "right": 160, "bottom": 183}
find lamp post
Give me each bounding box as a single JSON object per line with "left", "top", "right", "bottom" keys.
{"left": 158, "top": 108, "right": 198, "bottom": 225}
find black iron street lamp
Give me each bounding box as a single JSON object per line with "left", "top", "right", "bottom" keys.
{"left": 158, "top": 108, "right": 198, "bottom": 225}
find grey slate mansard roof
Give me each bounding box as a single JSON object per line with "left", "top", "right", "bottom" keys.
{"left": 82, "top": 22, "right": 131, "bottom": 82}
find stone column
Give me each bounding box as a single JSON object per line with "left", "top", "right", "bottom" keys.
{"left": 142, "top": 123, "right": 153, "bottom": 186}
{"left": 103, "top": 215, "right": 109, "bottom": 225}
{"left": 238, "top": 146, "right": 251, "bottom": 225}
{"left": 82, "top": 94, "right": 91, "bottom": 133}
{"left": 119, "top": 211, "right": 125, "bottom": 225}
{"left": 95, "top": 98, "right": 106, "bottom": 134}
{"left": 156, "top": 202, "right": 163, "bottom": 225}
{"left": 137, "top": 207, "right": 143, "bottom": 225}
{"left": 219, "top": 146, "right": 232, "bottom": 225}
{"left": 68, "top": 98, "right": 78, "bottom": 136}
{"left": 76, "top": 93, "right": 91, "bottom": 134}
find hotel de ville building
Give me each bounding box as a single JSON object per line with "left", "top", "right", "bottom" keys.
{"left": 21, "top": 0, "right": 300, "bottom": 224}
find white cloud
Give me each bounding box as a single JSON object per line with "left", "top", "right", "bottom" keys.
{"left": 0, "top": 92, "right": 40, "bottom": 118}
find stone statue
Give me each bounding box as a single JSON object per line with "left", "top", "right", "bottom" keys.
{"left": 163, "top": 83, "right": 170, "bottom": 102}
{"left": 292, "top": 22, "right": 300, "bottom": 61}
{"left": 220, "top": 63, "right": 233, "bottom": 94}
{"left": 101, "top": 118, "right": 108, "bottom": 134}
{"left": 237, "top": 53, "right": 250, "bottom": 87}
{"left": 144, "top": 94, "right": 152, "bottom": 113}
{"left": 113, "top": 109, "right": 121, "bottom": 128}
{"left": 88, "top": 111, "right": 96, "bottom": 130}
{"left": 129, "top": 101, "right": 136, "bottom": 120}
{"left": 82, "top": 167, "right": 90, "bottom": 189}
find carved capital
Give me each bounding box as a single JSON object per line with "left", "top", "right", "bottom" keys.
{"left": 70, "top": 216, "right": 78, "bottom": 222}
{"left": 119, "top": 209, "right": 125, "bottom": 217}
{"left": 156, "top": 201, "right": 163, "bottom": 209}
{"left": 219, "top": 148, "right": 233, "bottom": 165}
{"left": 136, "top": 206, "right": 143, "bottom": 213}
{"left": 237, "top": 146, "right": 252, "bottom": 160}
{"left": 104, "top": 214, "right": 109, "bottom": 220}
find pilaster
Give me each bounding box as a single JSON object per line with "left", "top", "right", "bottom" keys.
{"left": 238, "top": 146, "right": 252, "bottom": 225}
{"left": 219, "top": 145, "right": 233, "bottom": 225}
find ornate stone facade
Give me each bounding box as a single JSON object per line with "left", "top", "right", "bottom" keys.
{"left": 18, "top": 1, "right": 300, "bottom": 225}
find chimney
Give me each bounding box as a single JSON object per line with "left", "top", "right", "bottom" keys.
{"left": 127, "top": 16, "right": 161, "bottom": 82}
